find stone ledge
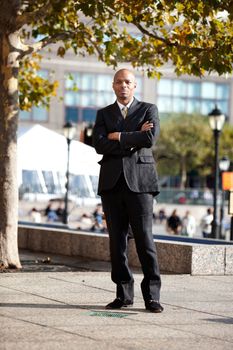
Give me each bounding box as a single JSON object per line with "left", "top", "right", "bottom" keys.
{"left": 18, "top": 225, "right": 233, "bottom": 275}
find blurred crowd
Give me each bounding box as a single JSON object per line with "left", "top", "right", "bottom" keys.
{"left": 154, "top": 207, "right": 230, "bottom": 239}
{"left": 28, "top": 201, "right": 230, "bottom": 239}
{"left": 28, "top": 201, "right": 107, "bottom": 233}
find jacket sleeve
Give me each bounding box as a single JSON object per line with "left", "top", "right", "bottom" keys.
{"left": 93, "top": 109, "right": 130, "bottom": 156}
{"left": 120, "top": 105, "right": 160, "bottom": 149}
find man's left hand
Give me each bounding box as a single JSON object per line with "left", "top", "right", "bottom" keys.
{"left": 108, "top": 132, "right": 120, "bottom": 140}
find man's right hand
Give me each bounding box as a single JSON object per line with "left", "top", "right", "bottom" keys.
{"left": 140, "top": 121, "right": 153, "bottom": 132}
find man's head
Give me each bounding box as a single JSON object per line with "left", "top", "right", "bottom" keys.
{"left": 112, "top": 69, "right": 137, "bottom": 105}
{"left": 207, "top": 208, "right": 213, "bottom": 215}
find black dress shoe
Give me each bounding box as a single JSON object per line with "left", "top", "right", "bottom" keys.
{"left": 145, "top": 300, "right": 164, "bottom": 313}
{"left": 105, "top": 298, "right": 133, "bottom": 309}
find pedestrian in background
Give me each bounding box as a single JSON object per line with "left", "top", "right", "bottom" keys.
{"left": 200, "top": 208, "right": 213, "bottom": 238}
{"left": 29, "top": 207, "right": 42, "bottom": 223}
{"left": 166, "top": 209, "right": 182, "bottom": 235}
{"left": 181, "top": 210, "right": 196, "bottom": 237}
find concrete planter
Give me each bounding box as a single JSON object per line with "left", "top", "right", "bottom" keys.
{"left": 18, "top": 224, "right": 233, "bottom": 275}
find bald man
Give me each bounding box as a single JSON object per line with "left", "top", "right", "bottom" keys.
{"left": 93, "top": 69, "right": 163, "bottom": 313}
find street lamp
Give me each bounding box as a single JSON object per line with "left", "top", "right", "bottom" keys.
{"left": 219, "top": 156, "right": 230, "bottom": 237}
{"left": 63, "top": 121, "right": 76, "bottom": 225}
{"left": 208, "top": 105, "right": 225, "bottom": 239}
{"left": 84, "top": 123, "right": 94, "bottom": 146}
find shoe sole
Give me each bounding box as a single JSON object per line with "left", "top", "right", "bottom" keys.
{"left": 145, "top": 308, "right": 164, "bottom": 313}
{"left": 105, "top": 304, "right": 134, "bottom": 310}
{"left": 122, "top": 304, "right": 133, "bottom": 308}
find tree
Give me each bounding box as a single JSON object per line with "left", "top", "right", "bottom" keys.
{"left": 155, "top": 115, "right": 233, "bottom": 188}
{"left": 1, "top": 1, "right": 233, "bottom": 269}
{"left": 201, "top": 122, "right": 233, "bottom": 173}
{"left": 220, "top": 124, "right": 233, "bottom": 161}
{"left": 155, "top": 115, "right": 212, "bottom": 188}
{"left": 78, "top": 0, "right": 233, "bottom": 77}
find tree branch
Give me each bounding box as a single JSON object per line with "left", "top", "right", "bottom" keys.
{"left": 133, "top": 21, "right": 212, "bottom": 52}
{"left": 134, "top": 22, "right": 174, "bottom": 46}
{"left": 17, "top": 25, "right": 107, "bottom": 62}
{"left": 18, "top": 32, "right": 73, "bottom": 59}
{"left": 15, "top": 1, "right": 53, "bottom": 29}
{"left": 84, "top": 33, "right": 105, "bottom": 61}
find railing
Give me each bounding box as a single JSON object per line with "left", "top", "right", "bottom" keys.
{"left": 157, "top": 188, "right": 221, "bottom": 206}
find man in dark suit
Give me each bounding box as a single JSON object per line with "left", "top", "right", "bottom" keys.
{"left": 93, "top": 69, "right": 163, "bottom": 313}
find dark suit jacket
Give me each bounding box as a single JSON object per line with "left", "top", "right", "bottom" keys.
{"left": 93, "top": 98, "right": 160, "bottom": 196}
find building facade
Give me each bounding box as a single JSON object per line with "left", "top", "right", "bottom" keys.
{"left": 19, "top": 45, "right": 233, "bottom": 138}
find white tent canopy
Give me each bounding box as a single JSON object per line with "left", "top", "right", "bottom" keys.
{"left": 17, "top": 125, "right": 101, "bottom": 200}
{"left": 18, "top": 124, "right": 101, "bottom": 176}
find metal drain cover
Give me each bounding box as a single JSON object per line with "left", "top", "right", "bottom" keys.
{"left": 89, "top": 311, "right": 134, "bottom": 318}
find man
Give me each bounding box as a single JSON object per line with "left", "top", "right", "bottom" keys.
{"left": 181, "top": 210, "right": 196, "bottom": 237}
{"left": 166, "top": 209, "right": 182, "bottom": 235}
{"left": 201, "top": 207, "right": 213, "bottom": 238}
{"left": 93, "top": 69, "right": 163, "bottom": 313}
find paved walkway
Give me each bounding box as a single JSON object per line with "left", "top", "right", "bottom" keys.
{"left": 1, "top": 250, "right": 233, "bottom": 350}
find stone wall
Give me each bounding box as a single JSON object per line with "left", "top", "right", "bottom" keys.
{"left": 18, "top": 225, "right": 233, "bottom": 275}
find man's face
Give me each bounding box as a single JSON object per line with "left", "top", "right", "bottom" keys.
{"left": 112, "top": 70, "right": 136, "bottom": 104}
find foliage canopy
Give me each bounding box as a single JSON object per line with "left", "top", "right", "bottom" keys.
{"left": 155, "top": 114, "right": 233, "bottom": 187}
{"left": 12, "top": 0, "right": 233, "bottom": 109}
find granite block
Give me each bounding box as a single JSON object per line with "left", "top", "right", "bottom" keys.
{"left": 71, "top": 232, "right": 110, "bottom": 261}
{"left": 91, "top": 234, "right": 109, "bottom": 261}
{"left": 157, "top": 241, "right": 192, "bottom": 274}
{"left": 191, "top": 245, "right": 225, "bottom": 275}
{"left": 128, "top": 239, "right": 192, "bottom": 274}
{"left": 27, "top": 228, "right": 43, "bottom": 251}
{"left": 225, "top": 246, "right": 233, "bottom": 275}
{"left": 70, "top": 232, "right": 82, "bottom": 256}
{"left": 17, "top": 227, "right": 28, "bottom": 248}
{"left": 42, "top": 230, "right": 72, "bottom": 256}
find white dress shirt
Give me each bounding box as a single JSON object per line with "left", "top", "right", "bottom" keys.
{"left": 116, "top": 98, "right": 134, "bottom": 141}
{"left": 117, "top": 98, "right": 134, "bottom": 117}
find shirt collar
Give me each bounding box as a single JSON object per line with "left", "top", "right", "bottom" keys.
{"left": 117, "top": 97, "right": 134, "bottom": 111}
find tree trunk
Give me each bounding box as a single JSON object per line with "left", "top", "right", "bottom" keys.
{"left": 0, "top": 32, "right": 21, "bottom": 269}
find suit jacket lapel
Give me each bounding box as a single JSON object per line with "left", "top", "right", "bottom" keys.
{"left": 110, "top": 102, "right": 125, "bottom": 130}
{"left": 127, "top": 98, "right": 140, "bottom": 116}
{"left": 111, "top": 101, "right": 122, "bottom": 119}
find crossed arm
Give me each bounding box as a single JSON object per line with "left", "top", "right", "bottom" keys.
{"left": 93, "top": 105, "right": 160, "bottom": 155}
{"left": 108, "top": 121, "right": 154, "bottom": 141}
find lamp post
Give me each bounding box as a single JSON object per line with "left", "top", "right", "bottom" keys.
{"left": 208, "top": 105, "right": 225, "bottom": 239}
{"left": 63, "top": 121, "right": 76, "bottom": 225}
{"left": 219, "top": 157, "right": 230, "bottom": 238}
{"left": 84, "top": 123, "right": 94, "bottom": 146}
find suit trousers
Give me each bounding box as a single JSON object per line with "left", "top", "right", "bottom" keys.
{"left": 101, "top": 174, "right": 161, "bottom": 303}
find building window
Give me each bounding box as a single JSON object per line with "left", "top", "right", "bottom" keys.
{"left": 157, "top": 79, "right": 230, "bottom": 116}
{"left": 201, "top": 82, "right": 216, "bottom": 99}
{"left": 19, "top": 106, "right": 48, "bottom": 122}
{"left": 65, "top": 72, "right": 142, "bottom": 124}
{"left": 158, "top": 79, "right": 172, "bottom": 96}
{"left": 187, "top": 82, "right": 200, "bottom": 98}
